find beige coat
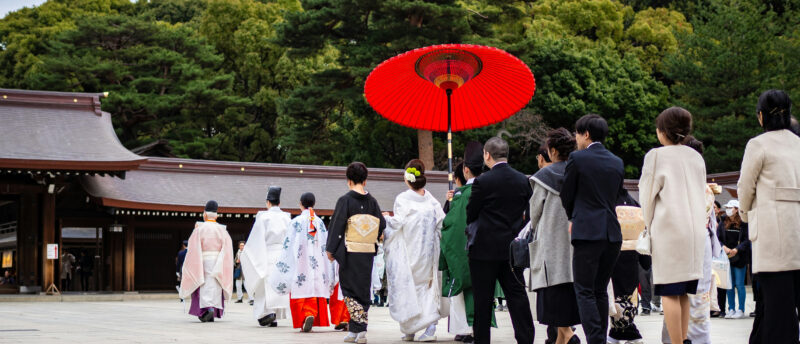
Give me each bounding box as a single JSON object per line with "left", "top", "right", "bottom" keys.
{"left": 737, "top": 129, "right": 800, "bottom": 273}
{"left": 639, "top": 145, "right": 707, "bottom": 285}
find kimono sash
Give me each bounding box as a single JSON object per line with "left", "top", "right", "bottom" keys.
{"left": 345, "top": 214, "right": 380, "bottom": 253}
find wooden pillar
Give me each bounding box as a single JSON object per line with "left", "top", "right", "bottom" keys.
{"left": 124, "top": 218, "right": 135, "bottom": 291}
{"left": 40, "top": 192, "right": 55, "bottom": 291}
{"left": 18, "top": 193, "right": 39, "bottom": 288}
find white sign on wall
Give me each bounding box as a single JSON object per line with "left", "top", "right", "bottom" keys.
{"left": 46, "top": 244, "right": 58, "bottom": 260}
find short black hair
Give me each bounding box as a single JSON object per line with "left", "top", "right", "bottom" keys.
{"left": 484, "top": 137, "right": 509, "bottom": 161}
{"left": 575, "top": 114, "right": 609, "bottom": 142}
{"left": 757, "top": 89, "right": 792, "bottom": 132}
{"left": 467, "top": 165, "right": 483, "bottom": 177}
{"left": 346, "top": 162, "right": 368, "bottom": 184}
{"left": 454, "top": 161, "right": 467, "bottom": 185}
{"left": 714, "top": 201, "right": 721, "bottom": 209}
{"left": 537, "top": 146, "right": 552, "bottom": 163}
{"left": 300, "top": 192, "right": 316, "bottom": 208}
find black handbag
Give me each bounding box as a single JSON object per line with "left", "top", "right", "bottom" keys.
{"left": 509, "top": 222, "right": 533, "bottom": 269}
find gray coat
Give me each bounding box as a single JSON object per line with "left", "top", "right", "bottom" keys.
{"left": 528, "top": 161, "right": 574, "bottom": 291}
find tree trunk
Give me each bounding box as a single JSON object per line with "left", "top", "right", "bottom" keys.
{"left": 417, "top": 129, "right": 435, "bottom": 170}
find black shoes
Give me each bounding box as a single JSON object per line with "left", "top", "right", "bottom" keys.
{"left": 641, "top": 309, "right": 651, "bottom": 316}
{"left": 683, "top": 340, "right": 692, "bottom": 344}
{"left": 235, "top": 299, "right": 243, "bottom": 303}
{"left": 335, "top": 322, "right": 349, "bottom": 331}
{"left": 456, "top": 335, "right": 474, "bottom": 343}
{"left": 302, "top": 316, "right": 314, "bottom": 332}
{"left": 198, "top": 310, "right": 214, "bottom": 322}
{"left": 568, "top": 335, "right": 581, "bottom": 344}
{"left": 249, "top": 300, "right": 254, "bottom": 306}
{"left": 258, "top": 313, "right": 277, "bottom": 327}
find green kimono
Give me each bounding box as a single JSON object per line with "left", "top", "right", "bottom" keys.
{"left": 440, "top": 184, "right": 496, "bottom": 327}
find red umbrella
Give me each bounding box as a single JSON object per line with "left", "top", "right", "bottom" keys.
{"left": 365, "top": 44, "right": 535, "bottom": 189}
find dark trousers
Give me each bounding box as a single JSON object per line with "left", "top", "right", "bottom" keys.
{"left": 572, "top": 240, "right": 621, "bottom": 344}
{"left": 61, "top": 277, "right": 71, "bottom": 291}
{"left": 469, "top": 259, "right": 534, "bottom": 344}
{"left": 80, "top": 271, "right": 91, "bottom": 291}
{"left": 716, "top": 288, "right": 727, "bottom": 316}
{"left": 749, "top": 275, "right": 763, "bottom": 344}
{"left": 754, "top": 270, "right": 800, "bottom": 344}
{"left": 638, "top": 265, "right": 659, "bottom": 309}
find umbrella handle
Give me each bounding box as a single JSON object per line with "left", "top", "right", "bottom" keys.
{"left": 447, "top": 89, "right": 453, "bottom": 191}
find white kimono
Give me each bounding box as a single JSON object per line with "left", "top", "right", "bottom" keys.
{"left": 241, "top": 207, "right": 291, "bottom": 320}
{"left": 384, "top": 189, "right": 446, "bottom": 335}
{"left": 269, "top": 209, "right": 337, "bottom": 299}
{"left": 372, "top": 244, "right": 386, "bottom": 296}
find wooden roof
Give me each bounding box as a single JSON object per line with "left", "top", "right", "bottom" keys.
{"left": 0, "top": 89, "right": 144, "bottom": 173}
{"left": 81, "top": 157, "right": 452, "bottom": 215}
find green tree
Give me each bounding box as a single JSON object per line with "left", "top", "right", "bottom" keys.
{"left": 511, "top": 36, "right": 668, "bottom": 176}
{"left": 0, "top": 0, "right": 137, "bottom": 88}
{"left": 197, "top": 0, "right": 314, "bottom": 162}
{"left": 25, "top": 14, "right": 249, "bottom": 158}
{"left": 663, "top": 0, "right": 792, "bottom": 173}
{"left": 276, "top": 0, "right": 482, "bottom": 168}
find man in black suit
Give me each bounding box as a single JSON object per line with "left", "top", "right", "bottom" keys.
{"left": 467, "top": 137, "right": 534, "bottom": 344}
{"left": 560, "top": 114, "right": 625, "bottom": 344}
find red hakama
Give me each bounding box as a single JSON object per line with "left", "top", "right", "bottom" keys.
{"left": 329, "top": 283, "right": 351, "bottom": 326}
{"left": 289, "top": 296, "right": 330, "bottom": 328}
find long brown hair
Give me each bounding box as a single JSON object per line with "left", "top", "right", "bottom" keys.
{"left": 724, "top": 211, "right": 742, "bottom": 229}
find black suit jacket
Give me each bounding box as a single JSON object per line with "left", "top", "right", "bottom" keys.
{"left": 466, "top": 163, "right": 533, "bottom": 261}
{"left": 560, "top": 143, "right": 625, "bottom": 243}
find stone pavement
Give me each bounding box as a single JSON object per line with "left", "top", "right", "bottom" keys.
{"left": 1, "top": 297, "right": 754, "bottom": 344}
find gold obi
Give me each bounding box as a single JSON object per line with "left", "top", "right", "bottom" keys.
{"left": 616, "top": 205, "right": 645, "bottom": 240}
{"left": 345, "top": 214, "right": 380, "bottom": 253}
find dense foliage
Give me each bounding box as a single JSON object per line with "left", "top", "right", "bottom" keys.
{"left": 1, "top": 0, "right": 798, "bottom": 176}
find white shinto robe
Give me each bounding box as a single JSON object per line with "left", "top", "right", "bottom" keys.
{"left": 269, "top": 209, "right": 337, "bottom": 299}
{"left": 241, "top": 207, "right": 291, "bottom": 320}
{"left": 384, "top": 189, "right": 446, "bottom": 335}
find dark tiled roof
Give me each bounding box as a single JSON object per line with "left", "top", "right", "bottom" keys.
{"left": 0, "top": 89, "right": 144, "bottom": 171}
{"left": 82, "top": 157, "right": 452, "bottom": 215}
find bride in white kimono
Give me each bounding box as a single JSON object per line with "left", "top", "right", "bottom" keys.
{"left": 384, "top": 160, "right": 446, "bottom": 342}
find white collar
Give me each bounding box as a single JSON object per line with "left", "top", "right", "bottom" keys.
{"left": 467, "top": 178, "right": 475, "bottom": 185}
{"left": 587, "top": 142, "right": 601, "bottom": 148}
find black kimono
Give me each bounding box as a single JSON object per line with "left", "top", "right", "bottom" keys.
{"left": 326, "top": 190, "right": 386, "bottom": 333}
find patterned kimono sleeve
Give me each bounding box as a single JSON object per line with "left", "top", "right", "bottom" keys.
{"left": 269, "top": 220, "right": 299, "bottom": 295}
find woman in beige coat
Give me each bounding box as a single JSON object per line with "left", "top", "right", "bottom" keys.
{"left": 738, "top": 89, "right": 800, "bottom": 343}
{"left": 638, "top": 107, "right": 707, "bottom": 344}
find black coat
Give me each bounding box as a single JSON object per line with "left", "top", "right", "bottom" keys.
{"left": 560, "top": 143, "right": 625, "bottom": 243}
{"left": 718, "top": 221, "right": 751, "bottom": 268}
{"left": 466, "top": 163, "right": 532, "bottom": 261}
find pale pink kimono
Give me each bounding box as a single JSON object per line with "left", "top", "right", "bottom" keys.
{"left": 179, "top": 220, "right": 234, "bottom": 318}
